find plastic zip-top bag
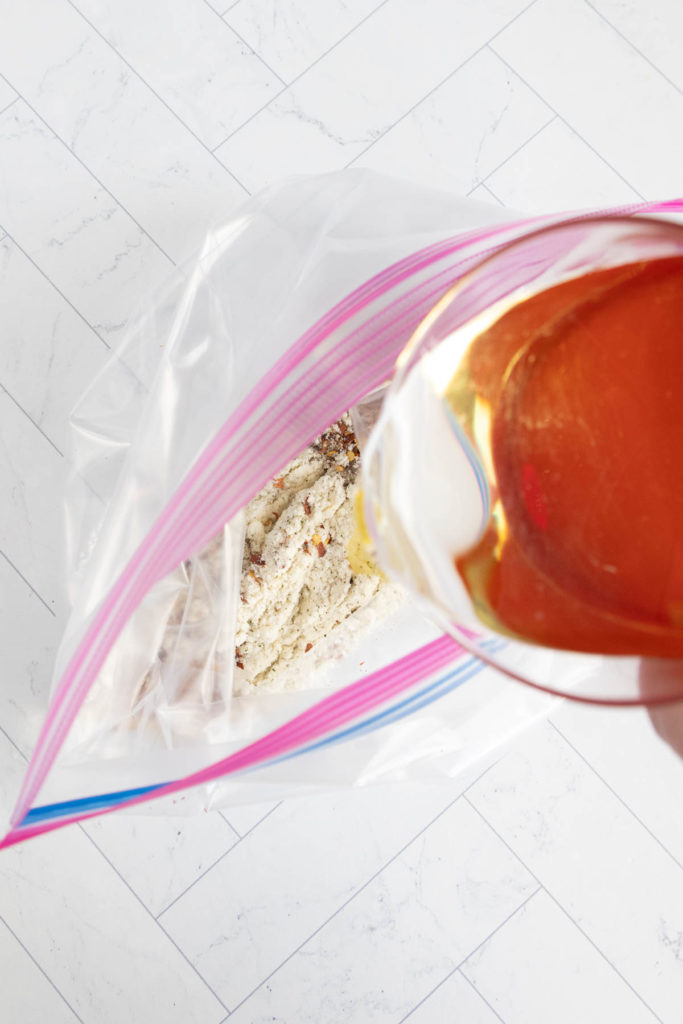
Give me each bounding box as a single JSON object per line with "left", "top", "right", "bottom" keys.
{"left": 3, "top": 171, "right": 682, "bottom": 848}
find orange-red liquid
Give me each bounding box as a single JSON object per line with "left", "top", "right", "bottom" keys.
{"left": 454, "top": 255, "right": 683, "bottom": 656}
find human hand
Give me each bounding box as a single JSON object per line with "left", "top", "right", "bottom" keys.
{"left": 639, "top": 659, "right": 683, "bottom": 759}
{"left": 647, "top": 702, "right": 683, "bottom": 759}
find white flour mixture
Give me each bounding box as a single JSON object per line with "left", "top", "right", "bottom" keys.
{"left": 234, "top": 416, "right": 400, "bottom": 695}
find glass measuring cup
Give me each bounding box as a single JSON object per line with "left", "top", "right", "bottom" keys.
{"left": 361, "top": 215, "right": 683, "bottom": 705}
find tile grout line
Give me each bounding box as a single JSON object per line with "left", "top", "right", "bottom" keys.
{"left": 0, "top": 229, "right": 111, "bottom": 351}
{"left": 464, "top": 794, "right": 665, "bottom": 1024}
{"left": 0, "top": 722, "right": 30, "bottom": 762}
{"left": 0, "top": 235, "right": 149, "bottom": 503}
{"left": 344, "top": 0, "right": 543, "bottom": 170}
{"left": 482, "top": 181, "right": 504, "bottom": 205}
{"left": 467, "top": 112, "right": 557, "bottom": 191}
{"left": 211, "top": 0, "right": 393, "bottom": 152}
{"left": 75, "top": 470, "right": 107, "bottom": 509}
{"left": 3, "top": 710, "right": 239, "bottom": 959}
{"left": 0, "top": 95, "right": 20, "bottom": 118}
{"left": 470, "top": 181, "right": 505, "bottom": 206}
{"left": 0, "top": 549, "right": 55, "bottom": 617}
{"left": 460, "top": 754, "right": 505, "bottom": 800}
{"left": 2, "top": 372, "right": 113, "bottom": 509}
{"left": 78, "top": 826, "right": 230, "bottom": 1016}
{"left": 549, "top": 720, "right": 683, "bottom": 872}
{"left": 210, "top": 88, "right": 283, "bottom": 153}
{"left": 154, "top": 841, "right": 238, "bottom": 919}
{"left": 543, "top": 889, "right": 666, "bottom": 1024}
{"left": 2, "top": 728, "right": 229, "bottom": 1018}
{"left": 0, "top": 382, "right": 64, "bottom": 457}
{"left": 201, "top": 0, "right": 283, "bottom": 85}
{"left": 217, "top": 810, "right": 242, "bottom": 843}
{"left": 1, "top": 230, "right": 151, "bottom": 397}
{"left": 65, "top": 0, "right": 251, "bottom": 197}
{"left": 458, "top": 970, "right": 507, "bottom": 1024}
{"left": 221, "top": 0, "right": 390, "bottom": 89}
{"left": 217, "top": 800, "right": 280, "bottom": 838}
{"left": 228, "top": 761, "right": 507, "bottom": 1016}
{"left": 0, "top": 70, "right": 176, "bottom": 267}
{"left": 397, "top": 887, "right": 541, "bottom": 1023}
{"left": 157, "top": 801, "right": 283, "bottom": 918}
{"left": 227, "top": 799, "right": 471, "bottom": 1015}
{"left": 584, "top": 0, "right": 683, "bottom": 101}
{"left": 0, "top": 915, "right": 85, "bottom": 1024}
{"left": 488, "top": 46, "right": 646, "bottom": 201}
{"left": 207, "top": 5, "right": 287, "bottom": 88}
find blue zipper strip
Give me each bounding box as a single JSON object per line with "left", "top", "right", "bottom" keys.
{"left": 21, "top": 642, "right": 503, "bottom": 828}
{"left": 22, "top": 782, "right": 165, "bottom": 825}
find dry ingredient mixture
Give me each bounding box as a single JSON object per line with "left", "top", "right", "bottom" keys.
{"left": 124, "top": 415, "right": 399, "bottom": 738}
{"left": 234, "top": 415, "right": 400, "bottom": 695}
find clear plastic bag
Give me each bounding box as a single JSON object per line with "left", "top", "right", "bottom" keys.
{"left": 4, "top": 171, "right": 681, "bottom": 847}
{"left": 57, "top": 171, "right": 512, "bottom": 763}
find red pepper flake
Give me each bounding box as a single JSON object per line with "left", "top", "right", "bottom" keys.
{"left": 305, "top": 643, "right": 313, "bottom": 653}
{"left": 240, "top": 593, "right": 248, "bottom": 604}
{"left": 250, "top": 553, "right": 265, "bottom": 566}
{"left": 273, "top": 476, "right": 285, "bottom": 489}
{"left": 303, "top": 540, "right": 311, "bottom": 555}
{"left": 248, "top": 570, "right": 263, "bottom": 587}
{"left": 235, "top": 647, "right": 245, "bottom": 670}
{"left": 312, "top": 533, "right": 326, "bottom": 557}
{"left": 303, "top": 496, "right": 311, "bottom": 516}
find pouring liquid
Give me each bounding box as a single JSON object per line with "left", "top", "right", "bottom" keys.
{"left": 450, "top": 255, "right": 683, "bottom": 656}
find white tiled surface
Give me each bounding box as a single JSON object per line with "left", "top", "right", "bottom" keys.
{"left": 1, "top": 1, "right": 683, "bottom": 1020}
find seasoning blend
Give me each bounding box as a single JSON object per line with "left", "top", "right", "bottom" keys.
{"left": 235, "top": 417, "right": 400, "bottom": 693}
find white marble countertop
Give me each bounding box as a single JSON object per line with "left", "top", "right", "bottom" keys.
{"left": 1, "top": 1, "right": 683, "bottom": 1021}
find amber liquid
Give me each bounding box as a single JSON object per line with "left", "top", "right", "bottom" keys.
{"left": 450, "top": 255, "right": 683, "bottom": 656}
